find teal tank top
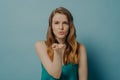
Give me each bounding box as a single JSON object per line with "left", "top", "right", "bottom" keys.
{"left": 41, "top": 63, "right": 78, "bottom": 80}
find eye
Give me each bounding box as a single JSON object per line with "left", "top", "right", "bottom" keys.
{"left": 63, "top": 21, "right": 68, "bottom": 25}
{"left": 54, "top": 21, "right": 59, "bottom": 24}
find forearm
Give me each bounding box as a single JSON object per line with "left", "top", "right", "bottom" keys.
{"left": 50, "top": 52, "right": 62, "bottom": 78}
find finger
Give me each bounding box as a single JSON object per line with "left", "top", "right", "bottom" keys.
{"left": 58, "top": 44, "right": 63, "bottom": 48}
{"left": 59, "top": 44, "right": 66, "bottom": 48}
{"left": 52, "top": 43, "right": 58, "bottom": 49}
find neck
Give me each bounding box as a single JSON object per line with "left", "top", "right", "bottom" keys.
{"left": 56, "top": 38, "right": 65, "bottom": 44}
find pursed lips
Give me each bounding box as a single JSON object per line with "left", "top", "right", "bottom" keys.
{"left": 58, "top": 31, "right": 65, "bottom": 35}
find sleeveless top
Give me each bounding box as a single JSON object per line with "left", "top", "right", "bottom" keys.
{"left": 41, "top": 63, "right": 78, "bottom": 80}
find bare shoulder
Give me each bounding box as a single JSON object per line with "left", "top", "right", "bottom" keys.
{"left": 79, "top": 44, "right": 86, "bottom": 52}
{"left": 35, "top": 40, "right": 46, "bottom": 48}
{"left": 34, "top": 40, "right": 47, "bottom": 54}
{"left": 79, "top": 43, "right": 87, "bottom": 57}
{"left": 78, "top": 44, "right": 88, "bottom": 80}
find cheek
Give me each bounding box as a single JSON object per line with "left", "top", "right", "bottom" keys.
{"left": 52, "top": 26, "right": 58, "bottom": 35}
{"left": 52, "top": 26, "right": 57, "bottom": 32}
{"left": 65, "top": 26, "right": 69, "bottom": 33}
{"left": 52, "top": 23, "right": 57, "bottom": 30}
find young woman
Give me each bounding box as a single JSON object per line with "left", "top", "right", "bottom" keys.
{"left": 35, "top": 7, "right": 88, "bottom": 80}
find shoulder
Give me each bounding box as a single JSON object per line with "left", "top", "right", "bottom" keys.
{"left": 77, "top": 43, "right": 87, "bottom": 58}
{"left": 77, "top": 42, "right": 86, "bottom": 52}
{"left": 34, "top": 40, "right": 47, "bottom": 53}
{"left": 78, "top": 43, "right": 87, "bottom": 62}
{"left": 34, "top": 40, "right": 46, "bottom": 48}
{"left": 79, "top": 44, "right": 86, "bottom": 52}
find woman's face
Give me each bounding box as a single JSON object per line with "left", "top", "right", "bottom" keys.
{"left": 52, "top": 13, "right": 69, "bottom": 40}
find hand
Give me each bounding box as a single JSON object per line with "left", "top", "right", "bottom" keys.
{"left": 52, "top": 43, "right": 66, "bottom": 54}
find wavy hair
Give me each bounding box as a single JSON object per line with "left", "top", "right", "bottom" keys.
{"left": 45, "top": 7, "right": 80, "bottom": 64}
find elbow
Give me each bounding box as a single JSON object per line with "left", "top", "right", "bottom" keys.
{"left": 52, "top": 72, "right": 61, "bottom": 79}
{"left": 49, "top": 69, "right": 62, "bottom": 79}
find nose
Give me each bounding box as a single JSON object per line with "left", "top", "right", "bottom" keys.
{"left": 59, "top": 24, "right": 63, "bottom": 30}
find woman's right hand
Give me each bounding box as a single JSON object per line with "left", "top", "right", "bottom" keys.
{"left": 52, "top": 43, "right": 66, "bottom": 55}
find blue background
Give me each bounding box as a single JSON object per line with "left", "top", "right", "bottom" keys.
{"left": 0, "top": 0, "right": 120, "bottom": 80}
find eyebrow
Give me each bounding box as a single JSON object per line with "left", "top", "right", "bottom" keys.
{"left": 53, "top": 20, "right": 68, "bottom": 22}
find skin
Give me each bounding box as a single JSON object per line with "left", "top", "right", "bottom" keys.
{"left": 35, "top": 13, "right": 88, "bottom": 80}
{"left": 52, "top": 13, "right": 69, "bottom": 43}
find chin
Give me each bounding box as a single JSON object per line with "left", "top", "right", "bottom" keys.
{"left": 57, "top": 35, "right": 66, "bottom": 39}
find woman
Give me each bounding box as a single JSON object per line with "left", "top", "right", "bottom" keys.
{"left": 35, "top": 7, "right": 88, "bottom": 80}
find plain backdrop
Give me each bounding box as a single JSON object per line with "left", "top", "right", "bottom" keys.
{"left": 0, "top": 0, "right": 120, "bottom": 80}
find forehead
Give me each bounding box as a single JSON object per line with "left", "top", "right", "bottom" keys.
{"left": 52, "top": 13, "right": 68, "bottom": 21}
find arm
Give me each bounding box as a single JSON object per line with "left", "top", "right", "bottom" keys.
{"left": 34, "top": 41, "right": 64, "bottom": 79}
{"left": 78, "top": 44, "right": 88, "bottom": 80}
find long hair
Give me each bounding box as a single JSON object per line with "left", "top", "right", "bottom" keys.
{"left": 45, "top": 7, "right": 80, "bottom": 64}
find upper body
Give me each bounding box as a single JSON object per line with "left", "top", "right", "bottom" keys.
{"left": 35, "top": 7, "right": 88, "bottom": 80}
{"left": 41, "top": 54, "right": 79, "bottom": 80}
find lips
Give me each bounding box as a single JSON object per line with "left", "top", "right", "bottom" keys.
{"left": 58, "top": 32, "right": 64, "bottom": 35}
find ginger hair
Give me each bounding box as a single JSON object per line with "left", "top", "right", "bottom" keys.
{"left": 45, "top": 7, "right": 80, "bottom": 64}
